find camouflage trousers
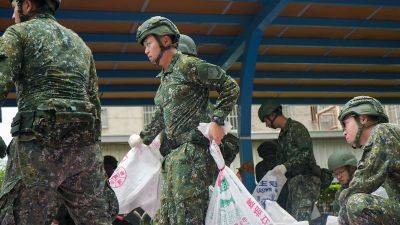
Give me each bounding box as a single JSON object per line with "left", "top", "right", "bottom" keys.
{"left": 338, "top": 193, "right": 400, "bottom": 225}
{"left": 154, "top": 142, "right": 215, "bottom": 225}
{"left": 286, "top": 174, "right": 321, "bottom": 221}
{"left": 0, "top": 135, "right": 115, "bottom": 225}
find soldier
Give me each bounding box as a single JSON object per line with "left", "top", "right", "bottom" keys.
{"left": 255, "top": 140, "right": 279, "bottom": 183}
{"left": 337, "top": 96, "right": 400, "bottom": 225}
{"left": 131, "top": 16, "right": 239, "bottom": 224}
{"left": 327, "top": 151, "right": 358, "bottom": 215}
{"left": 0, "top": 0, "right": 115, "bottom": 224}
{"left": 258, "top": 100, "right": 321, "bottom": 221}
{"left": 177, "top": 34, "right": 197, "bottom": 56}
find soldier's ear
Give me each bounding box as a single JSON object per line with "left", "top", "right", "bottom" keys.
{"left": 24, "top": 0, "right": 35, "bottom": 13}
{"left": 359, "top": 115, "right": 369, "bottom": 124}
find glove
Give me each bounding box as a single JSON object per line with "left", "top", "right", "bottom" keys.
{"left": 272, "top": 164, "right": 287, "bottom": 175}
{"left": 128, "top": 134, "right": 143, "bottom": 148}
{"left": 0, "top": 136, "right": 6, "bottom": 158}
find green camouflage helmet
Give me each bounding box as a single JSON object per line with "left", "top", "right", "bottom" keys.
{"left": 257, "top": 140, "right": 278, "bottom": 158}
{"left": 10, "top": 0, "right": 61, "bottom": 11}
{"left": 136, "top": 16, "right": 180, "bottom": 45}
{"left": 178, "top": 34, "right": 197, "bottom": 56}
{"left": 258, "top": 99, "right": 282, "bottom": 122}
{"left": 327, "top": 151, "right": 357, "bottom": 171}
{"left": 338, "top": 96, "right": 388, "bottom": 125}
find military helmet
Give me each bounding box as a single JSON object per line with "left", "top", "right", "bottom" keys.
{"left": 178, "top": 34, "right": 197, "bottom": 56}
{"left": 10, "top": 0, "right": 61, "bottom": 11}
{"left": 258, "top": 99, "right": 282, "bottom": 122}
{"left": 257, "top": 140, "right": 278, "bottom": 158}
{"left": 327, "top": 151, "right": 357, "bottom": 171}
{"left": 136, "top": 16, "right": 180, "bottom": 45}
{"left": 338, "top": 96, "right": 388, "bottom": 125}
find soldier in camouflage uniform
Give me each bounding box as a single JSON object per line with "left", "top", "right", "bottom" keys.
{"left": 327, "top": 151, "right": 358, "bottom": 215}
{"left": 337, "top": 96, "right": 400, "bottom": 225}
{"left": 131, "top": 16, "right": 239, "bottom": 225}
{"left": 258, "top": 100, "right": 321, "bottom": 221}
{"left": 255, "top": 140, "right": 279, "bottom": 183}
{"left": 0, "top": 0, "right": 115, "bottom": 224}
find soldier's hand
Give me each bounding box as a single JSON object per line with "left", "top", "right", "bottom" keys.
{"left": 208, "top": 122, "right": 225, "bottom": 145}
{"left": 0, "top": 136, "right": 6, "bottom": 158}
{"left": 128, "top": 134, "right": 143, "bottom": 148}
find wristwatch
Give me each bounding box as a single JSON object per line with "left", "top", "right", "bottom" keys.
{"left": 212, "top": 116, "right": 225, "bottom": 126}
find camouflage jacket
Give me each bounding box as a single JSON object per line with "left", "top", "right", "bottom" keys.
{"left": 0, "top": 13, "right": 100, "bottom": 122}
{"left": 339, "top": 123, "right": 400, "bottom": 206}
{"left": 140, "top": 52, "right": 239, "bottom": 145}
{"left": 278, "top": 118, "right": 318, "bottom": 177}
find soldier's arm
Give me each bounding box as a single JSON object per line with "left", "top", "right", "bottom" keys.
{"left": 339, "top": 130, "right": 389, "bottom": 206}
{"left": 88, "top": 55, "right": 102, "bottom": 137}
{"left": 140, "top": 106, "right": 165, "bottom": 145}
{"left": 283, "top": 124, "right": 314, "bottom": 173}
{"left": 0, "top": 28, "right": 22, "bottom": 107}
{"left": 196, "top": 62, "right": 240, "bottom": 120}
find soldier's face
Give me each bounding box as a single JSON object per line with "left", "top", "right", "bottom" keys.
{"left": 333, "top": 166, "right": 351, "bottom": 185}
{"left": 342, "top": 116, "right": 358, "bottom": 144}
{"left": 143, "top": 35, "right": 161, "bottom": 64}
{"left": 263, "top": 114, "right": 277, "bottom": 129}
{"left": 11, "top": 0, "right": 30, "bottom": 24}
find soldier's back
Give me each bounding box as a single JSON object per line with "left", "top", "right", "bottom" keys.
{"left": 4, "top": 13, "right": 93, "bottom": 111}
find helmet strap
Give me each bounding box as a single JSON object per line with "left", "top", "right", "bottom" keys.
{"left": 154, "top": 35, "right": 177, "bottom": 66}
{"left": 266, "top": 113, "right": 278, "bottom": 129}
{"left": 353, "top": 116, "right": 378, "bottom": 148}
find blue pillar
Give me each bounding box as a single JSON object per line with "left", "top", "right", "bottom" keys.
{"left": 239, "top": 28, "right": 263, "bottom": 192}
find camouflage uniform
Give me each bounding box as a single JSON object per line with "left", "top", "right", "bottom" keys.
{"left": 338, "top": 123, "right": 400, "bottom": 225}
{"left": 0, "top": 12, "right": 114, "bottom": 225}
{"left": 140, "top": 52, "right": 239, "bottom": 224}
{"left": 277, "top": 118, "right": 321, "bottom": 221}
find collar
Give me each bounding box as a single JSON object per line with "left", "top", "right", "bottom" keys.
{"left": 160, "top": 52, "right": 180, "bottom": 77}
{"left": 280, "top": 118, "right": 292, "bottom": 135}
{"left": 32, "top": 13, "right": 55, "bottom": 20}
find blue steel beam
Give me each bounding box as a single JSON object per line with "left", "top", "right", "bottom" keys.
{"left": 293, "top": 0, "right": 400, "bottom": 7}
{"left": 252, "top": 85, "right": 400, "bottom": 92}
{"left": 218, "top": 0, "right": 291, "bottom": 70}
{"left": 239, "top": 28, "right": 263, "bottom": 191}
{"left": 2, "top": 13, "right": 399, "bottom": 30}
{"left": 0, "top": 8, "right": 251, "bottom": 25}
{"left": 70, "top": 33, "right": 400, "bottom": 48}
{"left": 93, "top": 53, "right": 400, "bottom": 65}
{"left": 255, "top": 55, "right": 400, "bottom": 64}
{"left": 96, "top": 84, "right": 399, "bottom": 93}
{"left": 273, "top": 17, "right": 400, "bottom": 29}
{"left": 97, "top": 70, "right": 399, "bottom": 79}
{"left": 263, "top": 38, "right": 400, "bottom": 48}
{"left": 2, "top": 31, "right": 400, "bottom": 48}
{"left": 227, "top": 0, "right": 400, "bottom": 6}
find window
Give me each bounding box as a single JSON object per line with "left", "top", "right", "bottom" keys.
{"left": 143, "top": 106, "right": 157, "bottom": 127}
{"left": 101, "top": 108, "right": 108, "bottom": 128}
{"left": 319, "top": 113, "right": 337, "bottom": 130}
{"left": 316, "top": 105, "right": 340, "bottom": 131}
{"left": 227, "top": 105, "right": 239, "bottom": 131}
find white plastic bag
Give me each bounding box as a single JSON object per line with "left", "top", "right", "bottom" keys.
{"left": 253, "top": 170, "right": 287, "bottom": 209}
{"left": 109, "top": 137, "right": 162, "bottom": 218}
{"left": 326, "top": 216, "right": 339, "bottom": 225}
{"left": 198, "top": 123, "right": 308, "bottom": 225}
